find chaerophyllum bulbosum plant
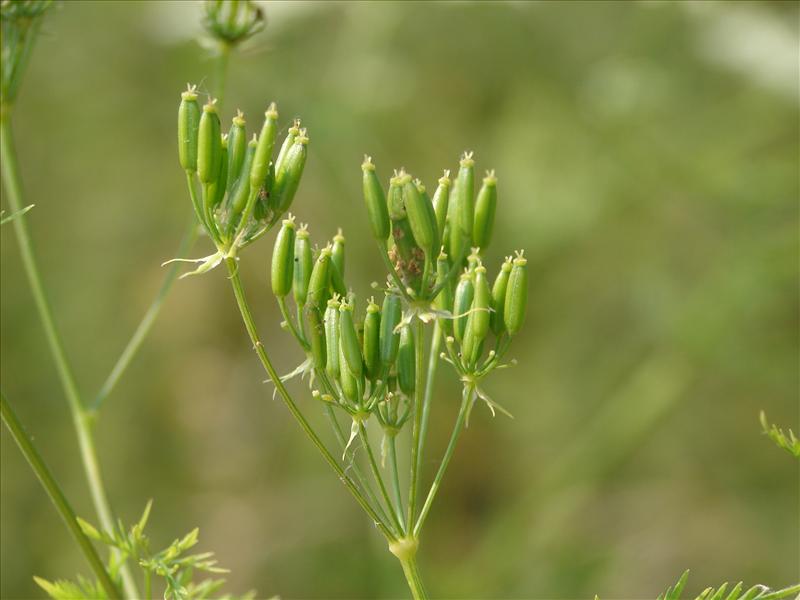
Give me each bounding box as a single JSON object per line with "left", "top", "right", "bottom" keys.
{"left": 173, "top": 81, "right": 528, "bottom": 597}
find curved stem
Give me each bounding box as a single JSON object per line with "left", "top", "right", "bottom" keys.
{"left": 414, "top": 385, "right": 472, "bottom": 538}
{"left": 1, "top": 117, "right": 140, "bottom": 599}
{"left": 406, "top": 318, "right": 425, "bottom": 528}
{"left": 224, "top": 258, "right": 396, "bottom": 541}
{"left": 91, "top": 215, "right": 198, "bottom": 412}
{"left": 357, "top": 422, "right": 404, "bottom": 535}
{"left": 278, "top": 296, "right": 308, "bottom": 349}
{"left": 1, "top": 392, "right": 121, "bottom": 600}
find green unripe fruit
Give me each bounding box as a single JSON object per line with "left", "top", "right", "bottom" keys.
{"left": 473, "top": 170, "right": 497, "bottom": 250}
{"left": 362, "top": 156, "right": 390, "bottom": 240}
{"left": 338, "top": 341, "right": 360, "bottom": 405}
{"left": 432, "top": 170, "right": 451, "bottom": 238}
{"left": 379, "top": 293, "right": 402, "bottom": 368}
{"left": 387, "top": 173, "right": 406, "bottom": 220}
{"left": 455, "top": 152, "right": 475, "bottom": 238}
{"left": 178, "top": 86, "right": 201, "bottom": 172}
{"left": 271, "top": 217, "right": 296, "bottom": 297}
{"left": 226, "top": 111, "right": 247, "bottom": 194}
{"left": 339, "top": 302, "right": 363, "bottom": 378}
{"left": 198, "top": 100, "right": 222, "bottom": 184}
{"left": 453, "top": 271, "right": 474, "bottom": 343}
{"left": 229, "top": 136, "right": 256, "bottom": 217}
{"left": 491, "top": 257, "right": 512, "bottom": 335}
{"left": 404, "top": 178, "right": 439, "bottom": 259}
{"left": 271, "top": 132, "right": 308, "bottom": 215}
{"left": 462, "top": 265, "right": 491, "bottom": 364}
{"left": 363, "top": 299, "right": 381, "bottom": 381}
{"left": 504, "top": 252, "right": 528, "bottom": 336}
{"left": 307, "top": 246, "right": 332, "bottom": 310}
{"left": 275, "top": 119, "right": 300, "bottom": 175}
{"left": 397, "top": 325, "right": 415, "bottom": 396}
{"left": 324, "top": 298, "right": 341, "bottom": 380}
{"left": 293, "top": 225, "right": 312, "bottom": 307}
{"left": 331, "top": 229, "right": 346, "bottom": 279}
{"left": 249, "top": 103, "right": 278, "bottom": 189}
{"left": 446, "top": 177, "right": 465, "bottom": 263}
{"left": 433, "top": 251, "right": 454, "bottom": 336}
{"left": 305, "top": 306, "right": 326, "bottom": 370}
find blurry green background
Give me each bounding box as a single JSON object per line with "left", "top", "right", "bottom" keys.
{"left": 1, "top": 1, "right": 798, "bottom": 598}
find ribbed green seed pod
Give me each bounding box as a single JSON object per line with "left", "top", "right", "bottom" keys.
{"left": 324, "top": 297, "right": 341, "bottom": 380}
{"left": 178, "top": 86, "right": 201, "bottom": 172}
{"left": 338, "top": 341, "right": 360, "bottom": 405}
{"left": 453, "top": 271, "right": 474, "bottom": 343}
{"left": 455, "top": 152, "right": 475, "bottom": 238}
{"left": 462, "top": 265, "right": 491, "bottom": 364}
{"left": 271, "top": 216, "right": 296, "bottom": 297}
{"left": 228, "top": 135, "right": 256, "bottom": 217}
{"left": 397, "top": 325, "right": 415, "bottom": 396}
{"left": 208, "top": 137, "right": 228, "bottom": 209}
{"left": 249, "top": 103, "right": 278, "bottom": 189}
{"left": 363, "top": 299, "right": 381, "bottom": 381}
{"left": 379, "top": 293, "right": 402, "bottom": 368}
{"left": 432, "top": 170, "right": 451, "bottom": 238}
{"left": 275, "top": 118, "right": 300, "bottom": 175}
{"left": 504, "top": 252, "right": 528, "bottom": 336}
{"left": 198, "top": 100, "right": 222, "bottom": 184}
{"left": 293, "top": 225, "right": 312, "bottom": 307}
{"left": 305, "top": 306, "right": 326, "bottom": 370}
{"left": 387, "top": 173, "right": 406, "bottom": 220}
{"left": 490, "top": 257, "right": 513, "bottom": 335}
{"left": 446, "top": 177, "right": 464, "bottom": 262}
{"left": 226, "top": 111, "right": 247, "bottom": 194}
{"left": 271, "top": 132, "right": 308, "bottom": 215}
{"left": 307, "top": 246, "right": 332, "bottom": 310}
{"left": 473, "top": 170, "right": 497, "bottom": 250}
{"left": 331, "top": 229, "right": 345, "bottom": 279}
{"left": 361, "top": 156, "right": 390, "bottom": 240}
{"left": 433, "top": 251, "right": 454, "bottom": 336}
{"left": 339, "top": 302, "right": 363, "bottom": 378}
{"left": 404, "top": 178, "right": 439, "bottom": 259}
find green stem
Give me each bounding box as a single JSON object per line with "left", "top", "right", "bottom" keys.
{"left": 388, "top": 433, "right": 406, "bottom": 531}
{"left": 224, "top": 258, "right": 396, "bottom": 541}
{"left": 1, "top": 392, "right": 122, "bottom": 600}
{"left": 357, "top": 422, "right": 404, "bottom": 535}
{"left": 322, "top": 405, "right": 394, "bottom": 532}
{"left": 214, "top": 41, "right": 231, "bottom": 109}
{"left": 0, "top": 117, "right": 140, "bottom": 599}
{"left": 144, "top": 569, "right": 151, "bottom": 600}
{"left": 398, "top": 556, "right": 428, "bottom": 600}
{"left": 414, "top": 385, "right": 472, "bottom": 537}
{"left": 91, "top": 215, "right": 198, "bottom": 413}
{"left": 406, "top": 318, "right": 425, "bottom": 528}
{"left": 415, "top": 322, "right": 441, "bottom": 493}
{"left": 377, "top": 240, "right": 413, "bottom": 302}
{"left": 278, "top": 296, "right": 308, "bottom": 349}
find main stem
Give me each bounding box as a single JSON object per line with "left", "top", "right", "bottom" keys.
{"left": 224, "top": 258, "right": 395, "bottom": 541}
{"left": 398, "top": 555, "right": 428, "bottom": 600}
{"left": 1, "top": 393, "right": 121, "bottom": 600}
{"left": 415, "top": 322, "right": 442, "bottom": 490}
{"left": 0, "top": 117, "right": 140, "bottom": 599}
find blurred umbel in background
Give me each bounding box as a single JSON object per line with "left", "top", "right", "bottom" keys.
{"left": 1, "top": 1, "right": 797, "bottom": 598}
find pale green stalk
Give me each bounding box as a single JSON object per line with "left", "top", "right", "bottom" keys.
{"left": 406, "top": 318, "right": 426, "bottom": 529}
{"left": 0, "top": 392, "right": 122, "bottom": 600}
{"left": 398, "top": 556, "right": 428, "bottom": 600}
{"left": 91, "top": 215, "right": 198, "bottom": 412}
{"left": 414, "top": 385, "right": 473, "bottom": 537}
{"left": 415, "top": 322, "right": 442, "bottom": 492}
{"left": 224, "top": 257, "right": 396, "bottom": 541}
{"left": 357, "top": 422, "right": 404, "bottom": 535}
{"left": 0, "top": 117, "right": 140, "bottom": 600}
{"left": 388, "top": 433, "right": 406, "bottom": 531}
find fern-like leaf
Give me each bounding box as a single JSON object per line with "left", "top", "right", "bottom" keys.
{"left": 657, "top": 571, "right": 800, "bottom": 600}
{"left": 760, "top": 411, "right": 800, "bottom": 458}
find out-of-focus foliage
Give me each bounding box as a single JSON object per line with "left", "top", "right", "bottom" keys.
{"left": 654, "top": 570, "right": 800, "bottom": 600}
{"left": 1, "top": 1, "right": 797, "bottom": 599}
{"left": 760, "top": 411, "right": 800, "bottom": 458}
